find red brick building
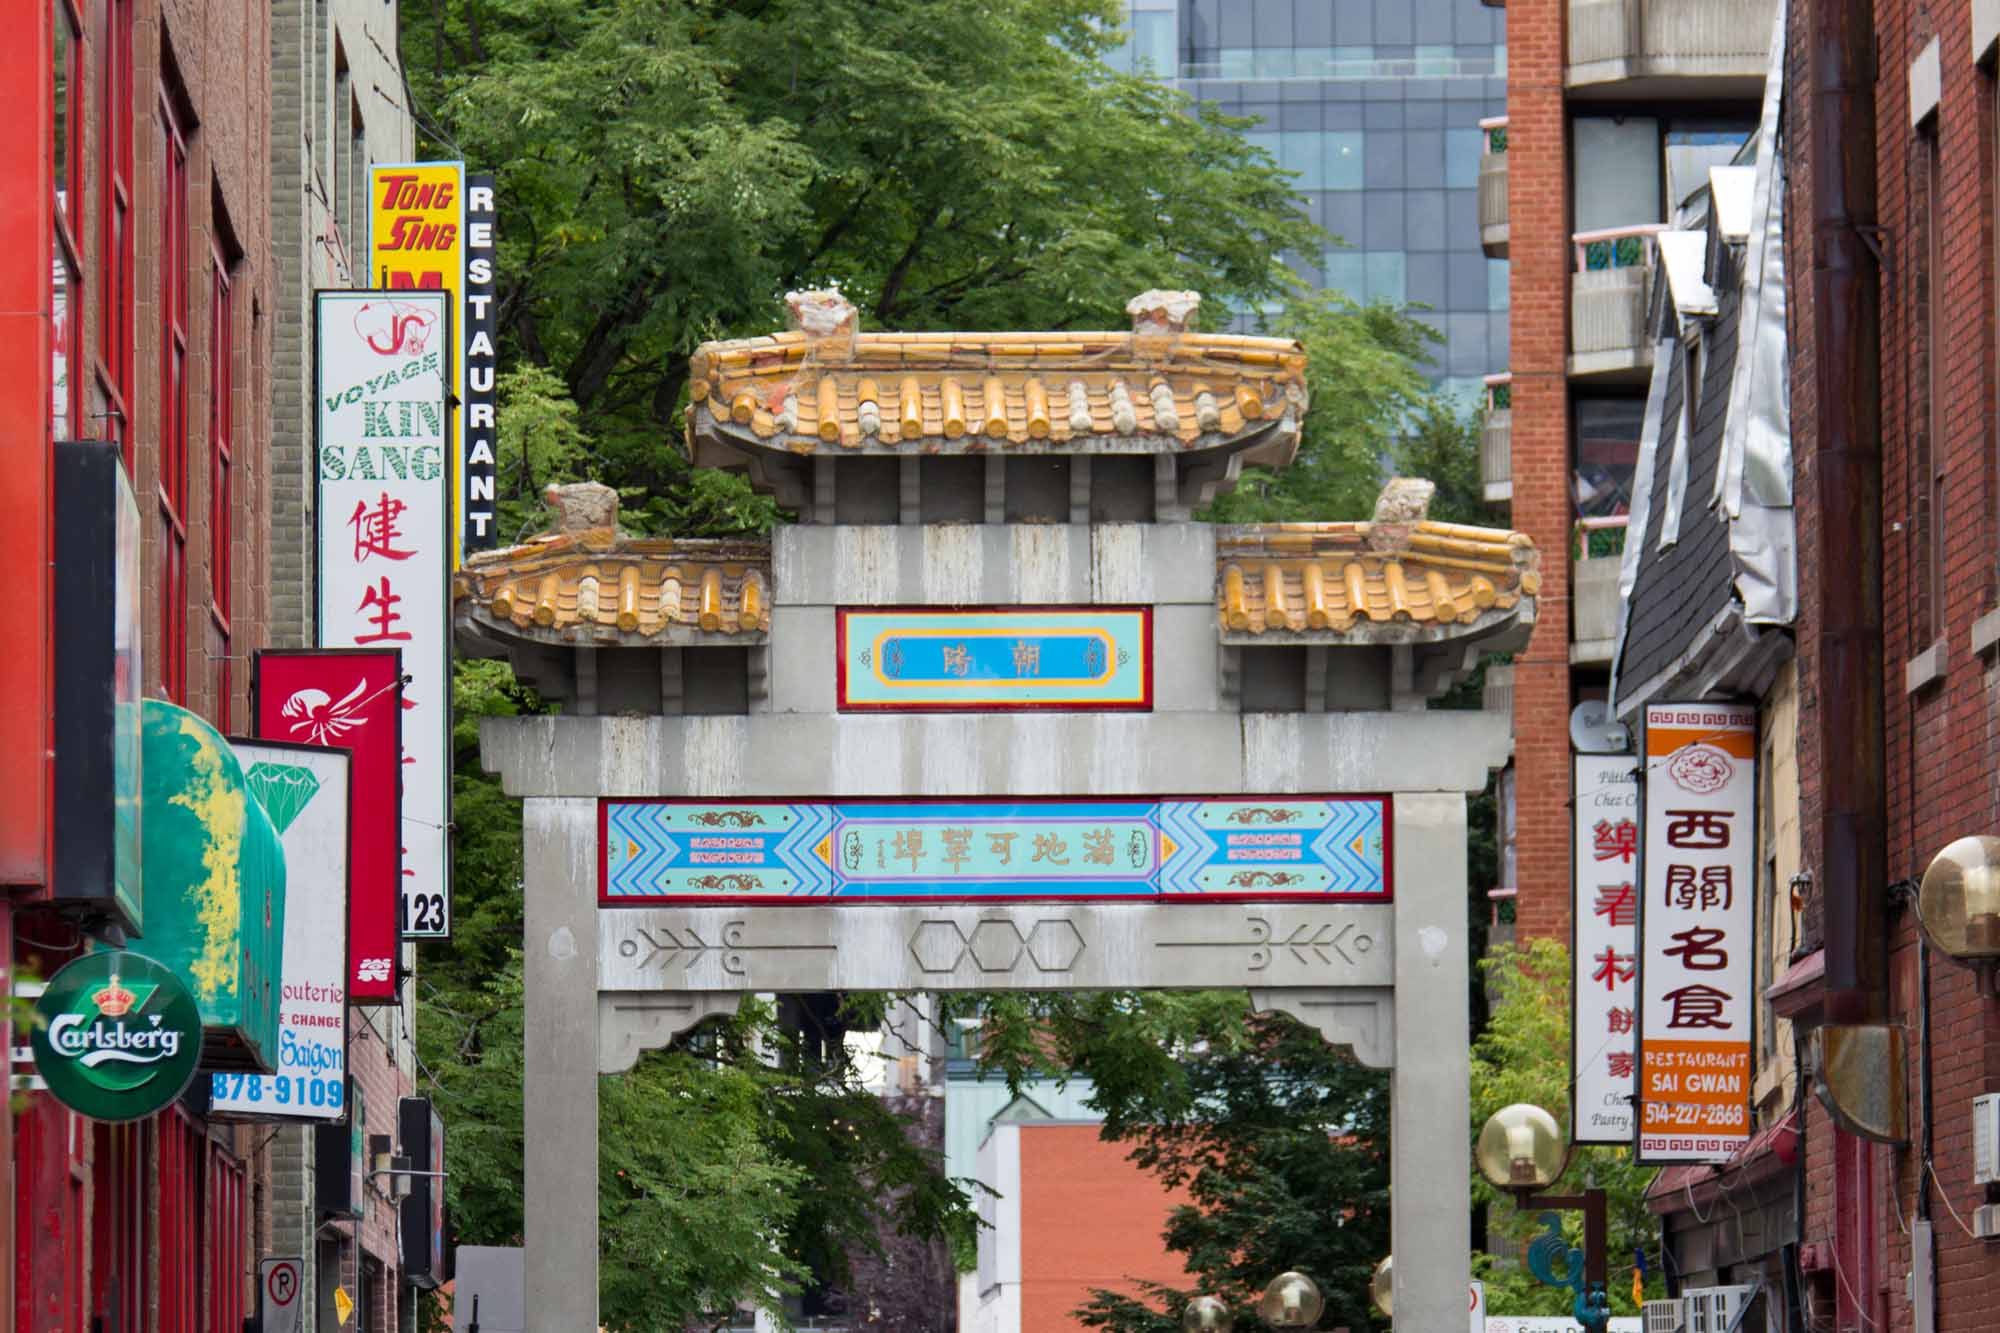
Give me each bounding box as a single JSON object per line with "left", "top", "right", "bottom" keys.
{"left": 4, "top": 0, "right": 274, "bottom": 1324}
{"left": 1496, "top": 0, "right": 2000, "bottom": 1327}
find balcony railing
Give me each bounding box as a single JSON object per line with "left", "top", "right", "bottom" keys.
{"left": 1478, "top": 116, "right": 1509, "bottom": 259}
{"left": 1571, "top": 515, "right": 1628, "bottom": 663}
{"left": 1568, "top": 0, "right": 1779, "bottom": 95}
{"left": 1481, "top": 372, "right": 1512, "bottom": 502}
{"left": 1570, "top": 224, "right": 1663, "bottom": 380}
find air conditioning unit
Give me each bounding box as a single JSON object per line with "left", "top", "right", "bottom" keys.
{"left": 1644, "top": 1297, "right": 1687, "bottom": 1333}
{"left": 1972, "top": 1093, "right": 2000, "bottom": 1184}
{"left": 1685, "top": 1285, "right": 1753, "bottom": 1333}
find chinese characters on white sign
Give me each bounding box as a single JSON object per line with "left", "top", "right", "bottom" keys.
{"left": 1573, "top": 754, "right": 1638, "bottom": 1144}
{"left": 1638, "top": 704, "right": 1755, "bottom": 1162}
{"left": 315, "top": 290, "right": 452, "bottom": 939}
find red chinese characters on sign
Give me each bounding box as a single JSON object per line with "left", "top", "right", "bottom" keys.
{"left": 1638, "top": 705, "right": 1756, "bottom": 1163}
{"left": 349, "top": 492, "right": 416, "bottom": 562}
{"left": 1573, "top": 755, "right": 1640, "bottom": 1145}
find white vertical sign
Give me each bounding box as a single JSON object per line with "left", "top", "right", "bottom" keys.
{"left": 211, "top": 742, "right": 350, "bottom": 1118}
{"left": 1638, "top": 703, "right": 1756, "bottom": 1163}
{"left": 1573, "top": 754, "right": 1638, "bottom": 1144}
{"left": 315, "top": 290, "right": 452, "bottom": 938}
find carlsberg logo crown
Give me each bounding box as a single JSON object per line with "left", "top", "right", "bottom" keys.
{"left": 47, "top": 978, "right": 182, "bottom": 1070}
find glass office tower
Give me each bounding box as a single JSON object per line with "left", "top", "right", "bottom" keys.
{"left": 1110, "top": 0, "right": 1509, "bottom": 405}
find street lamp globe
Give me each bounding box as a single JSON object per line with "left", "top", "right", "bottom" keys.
{"left": 1182, "top": 1295, "right": 1235, "bottom": 1332}
{"left": 1369, "top": 1255, "right": 1393, "bottom": 1317}
{"left": 1256, "top": 1272, "right": 1324, "bottom": 1329}
{"left": 1477, "top": 1103, "right": 1566, "bottom": 1192}
{"left": 1917, "top": 835, "right": 2000, "bottom": 961}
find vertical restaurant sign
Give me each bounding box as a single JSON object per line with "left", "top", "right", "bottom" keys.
{"left": 255, "top": 649, "right": 404, "bottom": 1004}
{"left": 315, "top": 291, "right": 452, "bottom": 940}
{"left": 1572, "top": 754, "right": 1638, "bottom": 1145}
{"left": 210, "top": 740, "right": 350, "bottom": 1119}
{"left": 368, "top": 163, "right": 468, "bottom": 566}
{"left": 1638, "top": 703, "right": 1756, "bottom": 1163}
{"left": 462, "top": 173, "right": 498, "bottom": 554}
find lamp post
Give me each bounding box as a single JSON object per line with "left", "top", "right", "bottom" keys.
{"left": 1180, "top": 1272, "right": 1325, "bottom": 1332}
{"left": 1475, "top": 1103, "right": 1610, "bottom": 1333}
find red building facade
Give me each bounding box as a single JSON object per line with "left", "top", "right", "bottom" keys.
{"left": 5, "top": 0, "right": 274, "bottom": 1325}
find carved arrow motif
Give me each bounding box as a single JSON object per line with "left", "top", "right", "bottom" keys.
{"left": 618, "top": 925, "right": 719, "bottom": 971}
{"left": 1155, "top": 916, "right": 1375, "bottom": 972}
{"left": 613, "top": 920, "right": 837, "bottom": 978}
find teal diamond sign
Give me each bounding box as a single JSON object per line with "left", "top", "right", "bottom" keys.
{"left": 244, "top": 762, "right": 322, "bottom": 834}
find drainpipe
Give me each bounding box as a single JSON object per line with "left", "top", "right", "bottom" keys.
{"left": 1808, "top": 0, "right": 1885, "bottom": 1030}
{"left": 1807, "top": 2, "right": 1889, "bottom": 1331}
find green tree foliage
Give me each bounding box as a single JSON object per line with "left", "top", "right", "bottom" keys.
{"left": 963, "top": 992, "right": 1389, "bottom": 1331}
{"left": 403, "top": 0, "right": 1333, "bottom": 503}
{"left": 1471, "top": 940, "right": 1666, "bottom": 1318}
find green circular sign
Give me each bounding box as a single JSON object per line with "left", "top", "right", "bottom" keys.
{"left": 30, "top": 950, "right": 202, "bottom": 1122}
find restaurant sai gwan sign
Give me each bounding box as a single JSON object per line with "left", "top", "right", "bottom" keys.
{"left": 1638, "top": 703, "right": 1755, "bottom": 1163}
{"left": 315, "top": 290, "right": 452, "bottom": 941}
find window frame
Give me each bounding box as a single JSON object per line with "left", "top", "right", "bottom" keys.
{"left": 1921, "top": 124, "right": 1946, "bottom": 646}
{"left": 95, "top": 0, "right": 135, "bottom": 466}
{"left": 52, "top": 0, "right": 83, "bottom": 440}
{"left": 208, "top": 250, "right": 233, "bottom": 728}
{"left": 157, "top": 89, "right": 190, "bottom": 703}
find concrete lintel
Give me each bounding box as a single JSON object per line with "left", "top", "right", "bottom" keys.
{"left": 481, "top": 709, "right": 1513, "bottom": 800}
{"left": 1910, "top": 36, "right": 1942, "bottom": 127}
{"left": 598, "top": 991, "right": 742, "bottom": 1073}
{"left": 1970, "top": 606, "right": 2000, "bottom": 658}
{"left": 1250, "top": 987, "right": 1394, "bottom": 1067}
{"left": 600, "top": 903, "right": 1396, "bottom": 993}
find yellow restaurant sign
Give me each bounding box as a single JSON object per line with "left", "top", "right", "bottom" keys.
{"left": 368, "top": 161, "right": 468, "bottom": 565}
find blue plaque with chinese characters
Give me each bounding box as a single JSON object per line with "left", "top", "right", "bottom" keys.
{"left": 836, "top": 607, "right": 1151, "bottom": 711}
{"left": 598, "top": 797, "right": 1389, "bottom": 903}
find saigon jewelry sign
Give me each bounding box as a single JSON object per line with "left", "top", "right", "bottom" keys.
{"left": 30, "top": 951, "right": 202, "bottom": 1122}
{"left": 835, "top": 607, "right": 1151, "bottom": 711}
{"left": 601, "top": 797, "right": 1388, "bottom": 903}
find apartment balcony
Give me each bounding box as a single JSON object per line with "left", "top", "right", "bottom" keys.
{"left": 1570, "top": 516, "right": 1628, "bottom": 665}
{"left": 1568, "top": 0, "right": 1778, "bottom": 100}
{"left": 1569, "top": 225, "right": 1662, "bottom": 383}
{"left": 1481, "top": 373, "right": 1512, "bottom": 503}
{"left": 1478, "top": 117, "right": 1509, "bottom": 259}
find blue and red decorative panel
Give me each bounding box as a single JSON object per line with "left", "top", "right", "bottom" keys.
{"left": 835, "top": 607, "right": 1152, "bottom": 711}
{"left": 598, "top": 797, "right": 1390, "bottom": 904}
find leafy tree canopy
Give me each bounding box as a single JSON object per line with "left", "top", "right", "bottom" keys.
{"left": 1471, "top": 940, "right": 1667, "bottom": 1319}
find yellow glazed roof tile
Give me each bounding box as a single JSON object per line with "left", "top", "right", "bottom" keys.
{"left": 685, "top": 289, "right": 1306, "bottom": 459}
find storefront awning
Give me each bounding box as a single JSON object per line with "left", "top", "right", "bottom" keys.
{"left": 138, "top": 700, "right": 287, "bottom": 1072}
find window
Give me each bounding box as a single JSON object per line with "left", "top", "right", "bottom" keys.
{"left": 1920, "top": 125, "right": 1945, "bottom": 644}
{"left": 208, "top": 250, "right": 234, "bottom": 728}
{"left": 52, "top": 0, "right": 82, "bottom": 440}
{"left": 96, "top": 0, "right": 135, "bottom": 465}
{"left": 332, "top": 44, "right": 351, "bottom": 243}
{"left": 158, "top": 90, "right": 190, "bottom": 702}
{"left": 1574, "top": 396, "right": 1645, "bottom": 519}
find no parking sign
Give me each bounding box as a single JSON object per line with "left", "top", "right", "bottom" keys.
{"left": 261, "top": 1257, "right": 303, "bottom": 1333}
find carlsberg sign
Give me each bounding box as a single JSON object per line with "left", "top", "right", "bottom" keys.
{"left": 31, "top": 951, "right": 203, "bottom": 1121}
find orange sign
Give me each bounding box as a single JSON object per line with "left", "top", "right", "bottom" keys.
{"left": 369, "top": 162, "right": 466, "bottom": 565}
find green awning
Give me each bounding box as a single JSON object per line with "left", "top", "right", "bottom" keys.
{"left": 138, "top": 700, "right": 287, "bottom": 1072}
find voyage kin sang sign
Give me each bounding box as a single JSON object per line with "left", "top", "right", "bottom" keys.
{"left": 1638, "top": 704, "right": 1755, "bottom": 1163}
{"left": 315, "top": 290, "right": 452, "bottom": 940}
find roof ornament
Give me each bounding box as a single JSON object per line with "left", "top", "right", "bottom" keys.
{"left": 542, "top": 481, "right": 621, "bottom": 545}
{"left": 1126, "top": 289, "right": 1202, "bottom": 338}
{"left": 785, "top": 288, "right": 860, "bottom": 359}
{"left": 1366, "top": 477, "right": 1436, "bottom": 555}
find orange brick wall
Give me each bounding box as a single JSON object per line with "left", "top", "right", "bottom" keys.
{"left": 1016, "top": 1125, "right": 1197, "bottom": 1329}
{"left": 1505, "top": 0, "right": 1577, "bottom": 943}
